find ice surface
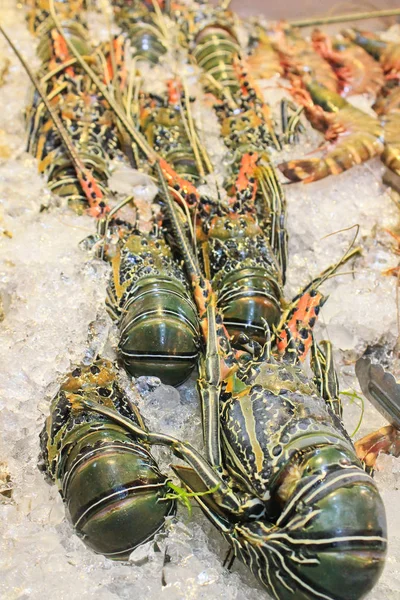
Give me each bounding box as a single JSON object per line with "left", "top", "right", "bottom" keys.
{"left": 0, "top": 2, "right": 400, "bottom": 599}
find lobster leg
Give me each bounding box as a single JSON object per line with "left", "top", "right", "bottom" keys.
{"left": 276, "top": 245, "right": 361, "bottom": 360}
{"left": 76, "top": 395, "right": 243, "bottom": 517}
{"left": 156, "top": 161, "right": 229, "bottom": 469}
{"left": 256, "top": 158, "right": 288, "bottom": 281}
{"left": 311, "top": 339, "right": 342, "bottom": 417}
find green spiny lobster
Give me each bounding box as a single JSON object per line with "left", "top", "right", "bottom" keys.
{"left": 1, "top": 8, "right": 201, "bottom": 386}
{"left": 38, "top": 358, "right": 176, "bottom": 559}
{"left": 23, "top": 6, "right": 114, "bottom": 216}
{"left": 175, "top": 2, "right": 289, "bottom": 340}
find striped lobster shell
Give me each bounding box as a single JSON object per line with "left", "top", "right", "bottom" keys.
{"left": 39, "top": 359, "right": 176, "bottom": 559}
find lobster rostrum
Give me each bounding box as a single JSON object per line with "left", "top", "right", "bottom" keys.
{"left": 39, "top": 358, "right": 176, "bottom": 559}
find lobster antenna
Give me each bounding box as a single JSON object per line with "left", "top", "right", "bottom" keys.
{"left": 49, "top": 0, "right": 157, "bottom": 161}
{"left": 150, "top": 0, "right": 170, "bottom": 40}
{"left": 291, "top": 8, "right": 400, "bottom": 27}
{"left": 0, "top": 24, "right": 108, "bottom": 217}
{"left": 174, "top": 80, "right": 206, "bottom": 178}
{"left": 155, "top": 161, "right": 202, "bottom": 282}
{"left": 322, "top": 223, "right": 361, "bottom": 276}
{"left": 0, "top": 28, "right": 83, "bottom": 173}
{"left": 180, "top": 76, "right": 214, "bottom": 176}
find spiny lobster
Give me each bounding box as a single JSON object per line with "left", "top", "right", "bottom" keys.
{"left": 3, "top": 5, "right": 201, "bottom": 387}
{"left": 38, "top": 359, "right": 176, "bottom": 559}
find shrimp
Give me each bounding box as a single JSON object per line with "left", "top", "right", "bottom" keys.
{"left": 279, "top": 79, "right": 384, "bottom": 183}
{"left": 275, "top": 25, "right": 339, "bottom": 93}
{"left": 312, "top": 29, "right": 384, "bottom": 97}
{"left": 340, "top": 29, "right": 400, "bottom": 180}
{"left": 375, "top": 87, "right": 400, "bottom": 178}
{"left": 245, "top": 24, "right": 283, "bottom": 80}
{"left": 343, "top": 29, "right": 400, "bottom": 82}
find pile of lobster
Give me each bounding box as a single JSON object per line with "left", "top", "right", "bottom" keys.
{"left": 3, "top": 0, "right": 400, "bottom": 598}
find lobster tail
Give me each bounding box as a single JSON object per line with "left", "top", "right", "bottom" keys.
{"left": 115, "top": 10, "right": 167, "bottom": 63}
{"left": 40, "top": 360, "right": 176, "bottom": 559}
{"left": 236, "top": 468, "right": 386, "bottom": 600}
{"left": 193, "top": 25, "right": 241, "bottom": 93}
{"left": 106, "top": 233, "right": 200, "bottom": 386}
{"left": 61, "top": 428, "right": 174, "bottom": 559}
{"left": 118, "top": 277, "right": 200, "bottom": 386}
{"left": 218, "top": 268, "right": 282, "bottom": 343}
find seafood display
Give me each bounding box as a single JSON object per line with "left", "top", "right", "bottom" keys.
{"left": 1, "top": 0, "right": 400, "bottom": 599}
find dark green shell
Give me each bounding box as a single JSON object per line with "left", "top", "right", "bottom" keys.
{"left": 106, "top": 233, "right": 200, "bottom": 386}
{"left": 220, "top": 357, "right": 387, "bottom": 599}
{"left": 39, "top": 360, "right": 176, "bottom": 560}
{"left": 193, "top": 26, "right": 241, "bottom": 93}
{"left": 205, "top": 215, "right": 283, "bottom": 343}
{"left": 114, "top": 5, "right": 167, "bottom": 63}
